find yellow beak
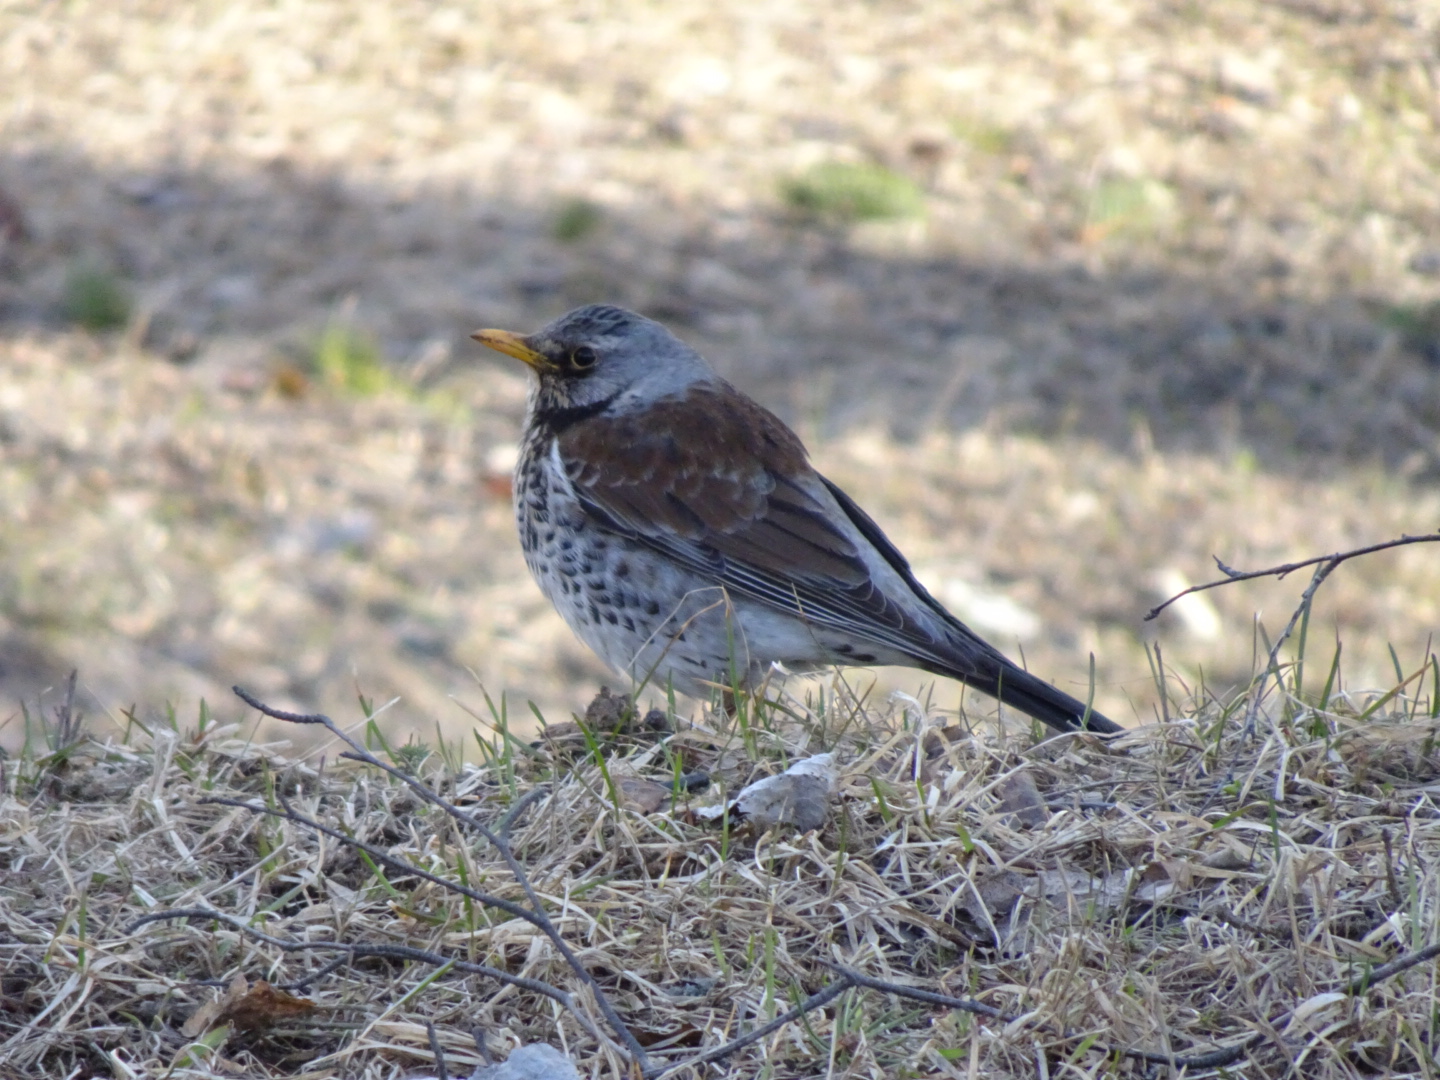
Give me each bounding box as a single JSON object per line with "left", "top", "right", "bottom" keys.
{"left": 471, "top": 328, "right": 547, "bottom": 369}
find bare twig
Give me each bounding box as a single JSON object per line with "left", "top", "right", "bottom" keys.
{"left": 230, "top": 686, "right": 651, "bottom": 1070}
{"left": 1146, "top": 533, "right": 1440, "bottom": 621}
{"left": 1381, "top": 828, "right": 1403, "bottom": 912}
{"left": 652, "top": 975, "right": 857, "bottom": 1077}
{"left": 817, "top": 961, "right": 1239, "bottom": 1067}
{"left": 425, "top": 1021, "right": 448, "bottom": 1080}
{"left": 1240, "top": 558, "right": 1337, "bottom": 738}
{"left": 661, "top": 958, "right": 1265, "bottom": 1073}
{"left": 472, "top": 1026, "right": 495, "bottom": 1066}
{"left": 1139, "top": 937, "right": 1440, "bottom": 1071}
{"left": 196, "top": 791, "right": 547, "bottom": 927}
{"left": 815, "top": 954, "right": 1440, "bottom": 1072}
{"left": 1347, "top": 939, "right": 1440, "bottom": 992}
{"left": 1146, "top": 534, "right": 1440, "bottom": 741}
{"left": 819, "top": 962, "right": 1013, "bottom": 1020}
{"left": 497, "top": 785, "right": 550, "bottom": 837}
{"left": 125, "top": 906, "right": 623, "bottom": 1055}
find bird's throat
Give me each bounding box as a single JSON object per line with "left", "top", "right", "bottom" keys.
{"left": 533, "top": 390, "right": 623, "bottom": 435}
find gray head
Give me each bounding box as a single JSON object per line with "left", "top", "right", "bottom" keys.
{"left": 472, "top": 304, "right": 718, "bottom": 414}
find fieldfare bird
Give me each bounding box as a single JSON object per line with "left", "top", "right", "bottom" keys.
{"left": 474, "top": 305, "right": 1121, "bottom": 736}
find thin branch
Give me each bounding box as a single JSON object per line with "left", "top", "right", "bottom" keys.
{"left": 815, "top": 952, "right": 1440, "bottom": 1071}
{"left": 1145, "top": 533, "right": 1440, "bottom": 622}
{"left": 651, "top": 975, "right": 857, "bottom": 1077}
{"left": 498, "top": 785, "right": 550, "bottom": 838}
{"left": 824, "top": 961, "right": 1268, "bottom": 1069}
{"left": 1241, "top": 559, "right": 1337, "bottom": 738}
{"left": 231, "top": 686, "right": 650, "bottom": 1069}
{"left": 820, "top": 963, "right": 1013, "bottom": 1020}
{"left": 125, "top": 906, "right": 622, "bottom": 1055}
{"left": 200, "top": 792, "right": 543, "bottom": 927}
{"left": 1143, "top": 533, "right": 1440, "bottom": 741}
{"left": 425, "top": 1021, "right": 448, "bottom": 1080}
{"left": 1347, "top": 939, "right": 1440, "bottom": 992}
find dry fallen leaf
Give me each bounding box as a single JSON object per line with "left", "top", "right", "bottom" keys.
{"left": 956, "top": 868, "right": 1029, "bottom": 925}
{"left": 182, "top": 974, "right": 317, "bottom": 1038}
{"left": 995, "top": 769, "right": 1048, "bottom": 827}
{"left": 617, "top": 775, "right": 671, "bottom": 813}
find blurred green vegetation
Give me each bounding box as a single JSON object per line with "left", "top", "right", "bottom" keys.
{"left": 952, "top": 116, "right": 1014, "bottom": 156}
{"left": 315, "top": 317, "right": 394, "bottom": 396}
{"left": 1380, "top": 300, "right": 1440, "bottom": 363}
{"left": 1083, "top": 178, "right": 1177, "bottom": 239}
{"left": 780, "top": 162, "right": 925, "bottom": 224}
{"left": 553, "top": 197, "right": 604, "bottom": 242}
{"left": 63, "top": 262, "right": 132, "bottom": 331}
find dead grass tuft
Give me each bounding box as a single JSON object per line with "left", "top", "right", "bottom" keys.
{"left": 5, "top": 659, "right": 1440, "bottom": 1078}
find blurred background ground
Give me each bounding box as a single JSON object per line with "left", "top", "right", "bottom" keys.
{"left": 1, "top": 0, "right": 1439, "bottom": 746}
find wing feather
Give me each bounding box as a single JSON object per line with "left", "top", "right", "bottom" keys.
{"left": 554, "top": 385, "right": 956, "bottom": 663}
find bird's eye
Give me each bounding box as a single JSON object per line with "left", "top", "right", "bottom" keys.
{"left": 570, "top": 345, "right": 598, "bottom": 371}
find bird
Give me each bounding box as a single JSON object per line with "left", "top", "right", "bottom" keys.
{"left": 473, "top": 304, "right": 1122, "bottom": 736}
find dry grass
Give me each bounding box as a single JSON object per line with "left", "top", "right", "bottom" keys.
{"left": 6, "top": 656, "right": 1440, "bottom": 1078}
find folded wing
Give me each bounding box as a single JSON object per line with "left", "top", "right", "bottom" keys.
{"left": 556, "top": 386, "right": 960, "bottom": 666}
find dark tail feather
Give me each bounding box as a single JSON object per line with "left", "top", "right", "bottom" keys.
{"left": 817, "top": 475, "right": 1123, "bottom": 733}
{"left": 989, "top": 660, "right": 1123, "bottom": 734}
{"left": 929, "top": 644, "right": 1123, "bottom": 735}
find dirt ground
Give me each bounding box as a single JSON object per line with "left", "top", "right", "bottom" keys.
{"left": 2, "top": 0, "right": 1439, "bottom": 744}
